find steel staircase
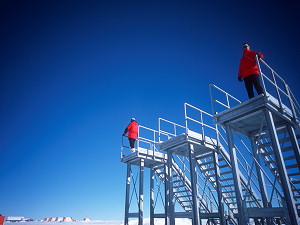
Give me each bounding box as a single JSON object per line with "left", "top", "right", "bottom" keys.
{"left": 152, "top": 157, "right": 215, "bottom": 214}
{"left": 122, "top": 57, "right": 300, "bottom": 224}
{"left": 257, "top": 125, "right": 300, "bottom": 214}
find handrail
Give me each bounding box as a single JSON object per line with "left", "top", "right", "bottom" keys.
{"left": 121, "top": 125, "right": 160, "bottom": 157}
{"left": 184, "top": 102, "right": 219, "bottom": 143}
{"left": 258, "top": 57, "right": 299, "bottom": 122}
{"left": 158, "top": 117, "right": 186, "bottom": 142}
{"left": 209, "top": 83, "right": 241, "bottom": 115}
{"left": 209, "top": 58, "right": 300, "bottom": 124}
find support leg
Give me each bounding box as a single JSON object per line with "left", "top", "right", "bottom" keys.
{"left": 124, "top": 164, "right": 131, "bottom": 225}
{"left": 188, "top": 143, "right": 201, "bottom": 225}
{"left": 138, "top": 160, "right": 144, "bottom": 225}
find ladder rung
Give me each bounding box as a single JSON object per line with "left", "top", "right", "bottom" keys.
{"left": 218, "top": 157, "right": 225, "bottom": 161}
{"left": 282, "top": 146, "right": 294, "bottom": 152}
{"left": 286, "top": 164, "right": 299, "bottom": 169}
{"left": 201, "top": 167, "right": 215, "bottom": 172}
{"left": 284, "top": 155, "right": 296, "bottom": 161}
{"left": 289, "top": 172, "right": 300, "bottom": 176}
{"left": 219, "top": 164, "right": 230, "bottom": 169}
{"left": 261, "top": 150, "right": 274, "bottom": 157}
{"left": 291, "top": 180, "right": 300, "bottom": 184}
{"left": 179, "top": 194, "right": 192, "bottom": 198}
{"left": 196, "top": 153, "right": 213, "bottom": 160}
{"left": 222, "top": 190, "right": 235, "bottom": 194}
{"left": 198, "top": 160, "right": 213, "bottom": 166}
{"left": 259, "top": 142, "right": 272, "bottom": 148}
{"left": 225, "top": 196, "right": 236, "bottom": 199}
{"left": 228, "top": 201, "right": 237, "bottom": 205}
{"left": 220, "top": 170, "right": 232, "bottom": 176}
{"left": 174, "top": 189, "right": 190, "bottom": 193}
{"left": 173, "top": 179, "right": 182, "bottom": 183}
{"left": 267, "top": 155, "right": 296, "bottom": 164}
{"left": 222, "top": 184, "right": 234, "bottom": 188}
{"left": 154, "top": 164, "right": 165, "bottom": 169}
{"left": 259, "top": 138, "right": 292, "bottom": 149}
{"left": 220, "top": 177, "right": 233, "bottom": 182}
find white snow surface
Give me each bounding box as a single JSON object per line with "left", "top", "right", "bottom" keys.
{"left": 4, "top": 218, "right": 192, "bottom": 225}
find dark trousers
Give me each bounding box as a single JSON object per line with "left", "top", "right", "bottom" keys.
{"left": 244, "top": 74, "right": 264, "bottom": 99}
{"left": 128, "top": 138, "right": 136, "bottom": 148}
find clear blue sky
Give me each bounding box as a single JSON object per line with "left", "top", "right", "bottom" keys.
{"left": 1, "top": 0, "right": 300, "bottom": 220}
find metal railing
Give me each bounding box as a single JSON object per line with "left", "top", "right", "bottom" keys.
{"left": 258, "top": 57, "right": 300, "bottom": 123}
{"left": 209, "top": 58, "right": 300, "bottom": 124}
{"left": 209, "top": 84, "right": 241, "bottom": 115}
{"left": 184, "top": 102, "right": 220, "bottom": 144}
{"left": 121, "top": 125, "right": 160, "bottom": 157}
{"left": 158, "top": 117, "right": 186, "bottom": 142}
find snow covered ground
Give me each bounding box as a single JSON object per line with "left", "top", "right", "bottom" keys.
{"left": 4, "top": 218, "right": 192, "bottom": 225}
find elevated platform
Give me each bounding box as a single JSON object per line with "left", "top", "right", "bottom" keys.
{"left": 121, "top": 147, "right": 167, "bottom": 168}
{"left": 214, "top": 94, "right": 295, "bottom": 137}
{"left": 159, "top": 130, "right": 219, "bottom": 157}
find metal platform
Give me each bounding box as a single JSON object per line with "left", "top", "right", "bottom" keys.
{"left": 214, "top": 93, "right": 295, "bottom": 137}
{"left": 121, "top": 147, "right": 167, "bottom": 168}
{"left": 159, "top": 130, "right": 219, "bottom": 156}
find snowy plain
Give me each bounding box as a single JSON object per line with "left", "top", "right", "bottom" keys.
{"left": 4, "top": 219, "right": 192, "bottom": 225}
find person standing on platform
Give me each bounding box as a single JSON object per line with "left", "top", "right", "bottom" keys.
{"left": 238, "top": 43, "right": 264, "bottom": 99}
{"left": 123, "top": 118, "right": 138, "bottom": 152}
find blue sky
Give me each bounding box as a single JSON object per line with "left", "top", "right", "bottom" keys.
{"left": 1, "top": 0, "right": 300, "bottom": 220}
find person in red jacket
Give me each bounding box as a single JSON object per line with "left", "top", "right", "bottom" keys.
{"left": 123, "top": 118, "right": 138, "bottom": 152}
{"left": 238, "top": 43, "right": 264, "bottom": 99}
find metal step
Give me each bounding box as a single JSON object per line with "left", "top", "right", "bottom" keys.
{"left": 174, "top": 189, "right": 190, "bottom": 193}
{"left": 201, "top": 167, "right": 215, "bottom": 173}
{"left": 288, "top": 172, "right": 300, "bottom": 176}
{"left": 221, "top": 184, "right": 235, "bottom": 188}
{"left": 259, "top": 137, "right": 293, "bottom": 148}
{"left": 220, "top": 170, "right": 232, "bottom": 176}
{"left": 220, "top": 177, "right": 233, "bottom": 182}
{"left": 154, "top": 165, "right": 165, "bottom": 170}
{"left": 266, "top": 154, "right": 296, "bottom": 163}
{"left": 173, "top": 179, "right": 182, "bottom": 183}
{"left": 291, "top": 180, "right": 300, "bottom": 184}
{"left": 175, "top": 184, "right": 188, "bottom": 188}
{"left": 198, "top": 160, "right": 214, "bottom": 166}
{"left": 196, "top": 153, "right": 213, "bottom": 160}
{"left": 222, "top": 190, "right": 235, "bottom": 194}
{"left": 286, "top": 164, "right": 299, "bottom": 169}
{"left": 219, "top": 164, "right": 230, "bottom": 169}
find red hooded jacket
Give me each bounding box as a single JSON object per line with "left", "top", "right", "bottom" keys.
{"left": 238, "top": 49, "right": 264, "bottom": 79}
{"left": 123, "top": 121, "right": 138, "bottom": 139}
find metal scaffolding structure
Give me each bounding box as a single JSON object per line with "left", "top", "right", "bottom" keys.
{"left": 121, "top": 58, "right": 300, "bottom": 225}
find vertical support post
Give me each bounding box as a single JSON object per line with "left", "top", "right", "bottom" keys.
{"left": 124, "top": 164, "right": 131, "bottom": 225}
{"left": 225, "top": 124, "right": 248, "bottom": 224}
{"left": 251, "top": 137, "right": 269, "bottom": 207}
{"left": 256, "top": 56, "right": 267, "bottom": 96}
{"left": 150, "top": 167, "right": 155, "bottom": 225}
{"left": 251, "top": 137, "right": 273, "bottom": 225}
{"left": 263, "top": 110, "right": 299, "bottom": 225}
{"left": 188, "top": 143, "right": 201, "bottom": 225}
{"left": 165, "top": 152, "right": 174, "bottom": 225}
{"left": 213, "top": 150, "right": 226, "bottom": 225}
{"left": 139, "top": 159, "right": 144, "bottom": 225}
